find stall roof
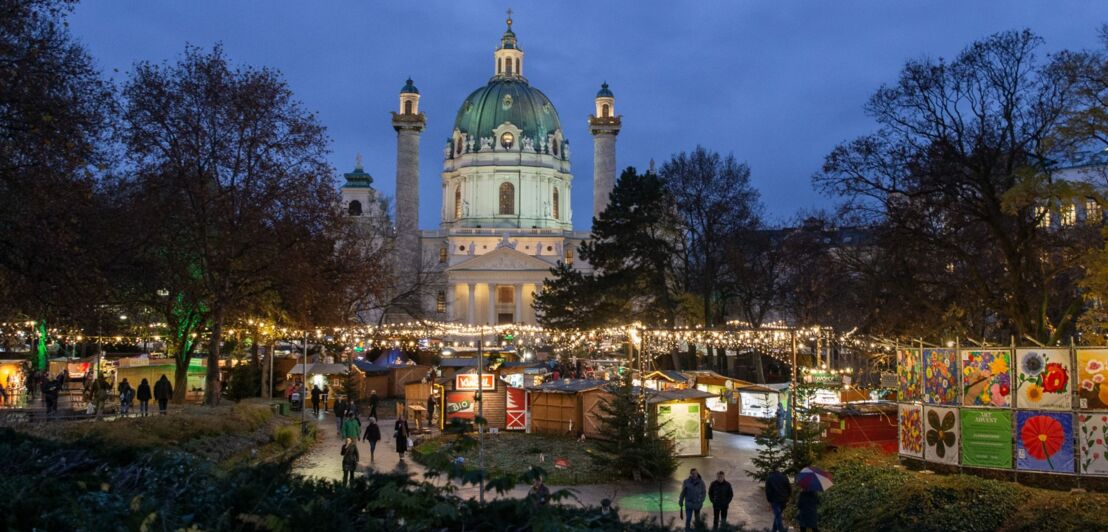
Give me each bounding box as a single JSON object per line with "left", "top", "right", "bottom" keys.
{"left": 643, "top": 370, "right": 691, "bottom": 383}
{"left": 647, "top": 388, "right": 716, "bottom": 404}
{"left": 530, "top": 378, "right": 610, "bottom": 393}
{"left": 288, "top": 363, "right": 348, "bottom": 376}
{"left": 352, "top": 359, "right": 390, "bottom": 374}
{"left": 822, "top": 400, "right": 898, "bottom": 416}
{"left": 735, "top": 383, "right": 779, "bottom": 394}
{"left": 439, "top": 358, "right": 478, "bottom": 368}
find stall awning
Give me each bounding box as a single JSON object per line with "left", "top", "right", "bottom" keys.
{"left": 288, "top": 363, "right": 348, "bottom": 377}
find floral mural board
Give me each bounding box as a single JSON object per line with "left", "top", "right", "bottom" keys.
{"left": 1015, "top": 411, "right": 1074, "bottom": 473}
{"left": 923, "top": 348, "right": 958, "bottom": 405}
{"left": 898, "top": 403, "right": 924, "bottom": 458}
{"left": 961, "top": 409, "right": 1013, "bottom": 469}
{"left": 923, "top": 405, "right": 959, "bottom": 465}
{"left": 1015, "top": 349, "right": 1071, "bottom": 410}
{"left": 1079, "top": 413, "right": 1108, "bottom": 476}
{"left": 962, "top": 350, "right": 1012, "bottom": 407}
{"left": 1076, "top": 349, "right": 1108, "bottom": 410}
{"left": 897, "top": 348, "right": 922, "bottom": 402}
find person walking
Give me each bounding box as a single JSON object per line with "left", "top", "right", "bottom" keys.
{"left": 334, "top": 398, "right": 348, "bottom": 436}
{"left": 93, "top": 376, "right": 109, "bottom": 420}
{"left": 368, "top": 390, "right": 379, "bottom": 420}
{"left": 765, "top": 469, "right": 792, "bottom": 532}
{"left": 136, "top": 378, "right": 152, "bottom": 417}
{"left": 394, "top": 414, "right": 410, "bottom": 461}
{"left": 678, "top": 468, "right": 706, "bottom": 531}
{"left": 796, "top": 489, "right": 820, "bottom": 532}
{"left": 340, "top": 437, "right": 359, "bottom": 486}
{"left": 528, "top": 476, "right": 550, "bottom": 508}
{"left": 709, "top": 471, "right": 734, "bottom": 530}
{"left": 310, "top": 385, "right": 321, "bottom": 416}
{"left": 342, "top": 412, "right": 362, "bottom": 441}
{"left": 153, "top": 374, "right": 173, "bottom": 415}
{"left": 321, "top": 384, "right": 329, "bottom": 410}
{"left": 118, "top": 378, "right": 134, "bottom": 417}
{"left": 362, "top": 417, "right": 382, "bottom": 462}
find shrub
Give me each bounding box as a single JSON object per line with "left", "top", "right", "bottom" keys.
{"left": 273, "top": 425, "right": 298, "bottom": 449}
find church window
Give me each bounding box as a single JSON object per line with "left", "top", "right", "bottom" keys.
{"left": 1087, "top": 198, "right": 1102, "bottom": 224}
{"left": 506, "top": 58, "right": 513, "bottom": 74}
{"left": 347, "top": 200, "right": 362, "bottom": 216}
{"left": 552, "top": 138, "right": 559, "bottom": 156}
{"left": 515, "top": 58, "right": 520, "bottom": 74}
{"left": 455, "top": 137, "right": 462, "bottom": 155}
{"left": 498, "top": 57, "right": 502, "bottom": 74}
{"left": 404, "top": 100, "right": 413, "bottom": 115}
{"left": 439, "top": 245, "right": 447, "bottom": 263}
{"left": 602, "top": 103, "right": 610, "bottom": 117}
{"left": 497, "top": 286, "right": 514, "bottom": 304}
{"left": 500, "top": 132, "right": 514, "bottom": 149}
{"left": 565, "top": 246, "right": 574, "bottom": 265}
{"left": 436, "top": 291, "right": 446, "bottom": 313}
{"left": 552, "top": 188, "right": 560, "bottom": 219}
{"left": 454, "top": 186, "right": 462, "bottom": 219}
{"left": 499, "top": 182, "right": 515, "bottom": 215}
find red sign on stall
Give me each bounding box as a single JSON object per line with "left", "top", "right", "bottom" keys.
{"left": 506, "top": 387, "right": 527, "bottom": 430}
{"left": 455, "top": 373, "right": 495, "bottom": 391}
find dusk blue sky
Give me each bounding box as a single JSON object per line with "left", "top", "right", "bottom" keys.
{"left": 69, "top": 1, "right": 1106, "bottom": 231}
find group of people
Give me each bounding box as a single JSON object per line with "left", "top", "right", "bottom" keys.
{"left": 334, "top": 391, "right": 413, "bottom": 486}
{"left": 112, "top": 375, "right": 173, "bottom": 417}
{"left": 766, "top": 468, "right": 819, "bottom": 532}
{"left": 678, "top": 469, "right": 734, "bottom": 531}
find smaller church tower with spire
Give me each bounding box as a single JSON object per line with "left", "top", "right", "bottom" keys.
{"left": 590, "top": 82, "right": 621, "bottom": 221}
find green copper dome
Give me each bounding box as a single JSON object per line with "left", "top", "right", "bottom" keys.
{"left": 400, "top": 78, "right": 419, "bottom": 94}
{"left": 596, "top": 82, "right": 613, "bottom": 98}
{"left": 453, "top": 78, "right": 562, "bottom": 141}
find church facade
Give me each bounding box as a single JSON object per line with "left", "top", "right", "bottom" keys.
{"left": 341, "top": 15, "right": 621, "bottom": 326}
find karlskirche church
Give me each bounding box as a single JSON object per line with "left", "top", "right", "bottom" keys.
{"left": 341, "top": 14, "right": 622, "bottom": 326}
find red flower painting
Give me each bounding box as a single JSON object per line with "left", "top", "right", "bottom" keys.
{"left": 1020, "top": 415, "right": 1064, "bottom": 467}
{"left": 1042, "top": 362, "right": 1068, "bottom": 394}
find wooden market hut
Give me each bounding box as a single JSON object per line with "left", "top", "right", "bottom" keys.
{"left": 441, "top": 368, "right": 509, "bottom": 430}
{"left": 641, "top": 370, "right": 692, "bottom": 391}
{"left": 528, "top": 379, "right": 609, "bottom": 435}
{"left": 648, "top": 388, "right": 715, "bottom": 457}
{"left": 734, "top": 383, "right": 780, "bottom": 435}
{"left": 821, "top": 401, "right": 898, "bottom": 452}
{"left": 350, "top": 359, "right": 431, "bottom": 399}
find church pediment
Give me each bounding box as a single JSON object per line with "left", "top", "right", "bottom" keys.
{"left": 447, "top": 246, "right": 555, "bottom": 272}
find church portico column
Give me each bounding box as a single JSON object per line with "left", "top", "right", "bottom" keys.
{"left": 467, "top": 283, "right": 477, "bottom": 325}
{"left": 445, "top": 282, "right": 455, "bottom": 321}
{"left": 487, "top": 283, "right": 497, "bottom": 325}
{"left": 514, "top": 284, "right": 523, "bottom": 324}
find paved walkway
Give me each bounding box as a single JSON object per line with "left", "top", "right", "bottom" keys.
{"left": 293, "top": 413, "right": 774, "bottom": 530}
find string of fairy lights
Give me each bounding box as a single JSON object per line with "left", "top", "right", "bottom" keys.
{"left": 0, "top": 318, "right": 895, "bottom": 368}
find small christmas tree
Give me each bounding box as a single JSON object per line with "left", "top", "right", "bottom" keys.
{"left": 747, "top": 422, "right": 792, "bottom": 482}
{"left": 591, "top": 374, "right": 678, "bottom": 481}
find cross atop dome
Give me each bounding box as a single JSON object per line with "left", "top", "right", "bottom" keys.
{"left": 506, "top": 8, "right": 513, "bottom": 30}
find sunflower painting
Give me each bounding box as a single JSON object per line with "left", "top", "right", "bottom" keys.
{"left": 898, "top": 404, "right": 924, "bottom": 458}
{"left": 1016, "top": 411, "right": 1074, "bottom": 473}
{"left": 961, "top": 350, "right": 1012, "bottom": 407}
{"left": 924, "top": 406, "right": 959, "bottom": 465}
{"left": 923, "top": 348, "right": 958, "bottom": 405}
{"left": 1015, "top": 349, "right": 1071, "bottom": 410}
{"left": 1076, "top": 349, "right": 1108, "bottom": 410}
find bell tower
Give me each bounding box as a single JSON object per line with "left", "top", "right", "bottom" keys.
{"left": 392, "top": 78, "right": 426, "bottom": 275}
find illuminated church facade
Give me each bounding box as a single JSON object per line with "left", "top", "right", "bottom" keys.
{"left": 340, "top": 14, "right": 621, "bottom": 326}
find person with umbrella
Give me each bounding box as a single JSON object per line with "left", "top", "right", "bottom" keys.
{"left": 795, "top": 466, "right": 832, "bottom": 532}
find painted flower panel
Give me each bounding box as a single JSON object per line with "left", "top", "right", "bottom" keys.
{"left": 1079, "top": 413, "right": 1108, "bottom": 475}
{"left": 1015, "top": 349, "right": 1071, "bottom": 410}
{"left": 924, "top": 405, "right": 959, "bottom": 465}
{"left": 897, "top": 348, "right": 921, "bottom": 402}
{"left": 899, "top": 404, "right": 924, "bottom": 458}
{"left": 962, "top": 350, "right": 1012, "bottom": 407}
{"left": 1076, "top": 349, "right": 1108, "bottom": 410}
{"left": 923, "top": 348, "right": 958, "bottom": 405}
{"left": 1016, "top": 411, "right": 1074, "bottom": 473}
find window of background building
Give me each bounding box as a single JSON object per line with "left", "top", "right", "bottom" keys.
{"left": 439, "top": 246, "right": 447, "bottom": 263}
{"left": 564, "top": 246, "right": 573, "bottom": 265}
{"left": 499, "top": 182, "right": 515, "bottom": 215}
{"left": 552, "top": 188, "right": 559, "bottom": 219}
{"left": 347, "top": 200, "right": 362, "bottom": 216}
{"left": 1062, "top": 203, "right": 1077, "bottom": 226}
{"left": 497, "top": 285, "right": 513, "bottom": 304}
{"left": 1088, "top": 198, "right": 1102, "bottom": 224}
{"left": 436, "top": 291, "right": 446, "bottom": 313}
{"left": 454, "top": 186, "right": 462, "bottom": 219}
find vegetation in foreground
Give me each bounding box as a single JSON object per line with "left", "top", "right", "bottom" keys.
{"left": 413, "top": 431, "right": 611, "bottom": 485}
{"left": 810, "top": 448, "right": 1108, "bottom": 532}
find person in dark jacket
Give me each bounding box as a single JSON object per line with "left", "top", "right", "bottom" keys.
{"left": 394, "top": 415, "right": 410, "bottom": 460}
{"left": 310, "top": 385, "right": 321, "bottom": 415}
{"left": 362, "top": 417, "right": 382, "bottom": 461}
{"left": 709, "top": 471, "right": 734, "bottom": 531}
{"left": 136, "top": 378, "right": 152, "bottom": 416}
{"left": 765, "top": 469, "right": 791, "bottom": 532}
{"left": 118, "top": 378, "right": 134, "bottom": 417}
{"left": 528, "top": 476, "right": 550, "bottom": 507}
{"left": 334, "top": 398, "right": 348, "bottom": 436}
{"left": 340, "top": 437, "right": 359, "bottom": 486}
{"left": 153, "top": 374, "right": 172, "bottom": 415}
{"left": 796, "top": 490, "right": 820, "bottom": 532}
{"left": 678, "top": 468, "right": 706, "bottom": 530}
{"left": 426, "top": 394, "right": 437, "bottom": 430}
{"left": 368, "top": 390, "right": 379, "bottom": 420}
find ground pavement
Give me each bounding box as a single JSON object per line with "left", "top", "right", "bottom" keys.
{"left": 293, "top": 412, "right": 775, "bottom": 530}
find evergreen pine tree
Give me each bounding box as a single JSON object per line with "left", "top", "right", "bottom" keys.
{"left": 591, "top": 374, "right": 678, "bottom": 481}
{"left": 746, "top": 422, "right": 791, "bottom": 482}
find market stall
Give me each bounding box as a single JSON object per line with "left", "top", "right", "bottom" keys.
{"left": 822, "top": 401, "right": 898, "bottom": 452}
{"left": 640, "top": 370, "right": 692, "bottom": 391}
{"left": 527, "top": 379, "right": 608, "bottom": 435}
{"left": 649, "top": 388, "right": 715, "bottom": 457}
